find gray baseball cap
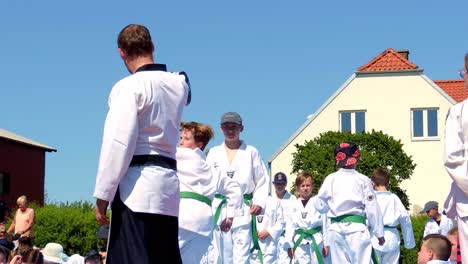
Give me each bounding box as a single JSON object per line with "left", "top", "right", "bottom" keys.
{"left": 420, "top": 201, "right": 438, "bottom": 214}
{"left": 221, "top": 112, "right": 242, "bottom": 125}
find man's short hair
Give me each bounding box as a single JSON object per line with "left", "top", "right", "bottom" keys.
{"left": 371, "top": 167, "right": 389, "bottom": 187}
{"left": 422, "top": 234, "right": 452, "bottom": 261}
{"left": 117, "top": 24, "right": 154, "bottom": 58}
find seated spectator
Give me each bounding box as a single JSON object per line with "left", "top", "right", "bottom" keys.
{"left": 421, "top": 201, "right": 454, "bottom": 237}
{"left": 0, "top": 200, "right": 9, "bottom": 224}
{"left": 65, "top": 254, "right": 84, "bottom": 264}
{"left": 0, "top": 246, "right": 8, "bottom": 264}
{"left": 95, "top": 225, "right": 108, "bottom": 263}
{"left": 0, "top": 223, "right": 13, "bottom": 251}
{"left": 8, "top": 248, "right": 43, "bottom": 264}
{"left": 83, "top": 250, "right": 102, "bottom": 264}
{"left": 418, "top": 234, "right": 452, "bottom": 264}
{"left": 7, "top": 196, "right": 35, "bottom": 242}
{"left": 41, "top": 243, "right": 68, "bottom": 264}
{"left": 10, "top": 237, "right": 33, "bottom": 261}
{"left": 446, "top": 227, "right": 461, "bottom": 264}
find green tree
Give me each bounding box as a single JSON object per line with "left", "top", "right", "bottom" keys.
{"left": 291, "top": 130, "right": 416, "bottom": 208}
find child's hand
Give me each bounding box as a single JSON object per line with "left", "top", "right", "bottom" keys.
{"left": 287, "top": 248, "right": 294, "bottom": 259}
{"left": 378, "top": 236, "right": 385, "bottom": 245}
{"left": 322, "top": 246, "right": 329, "bottom": 257}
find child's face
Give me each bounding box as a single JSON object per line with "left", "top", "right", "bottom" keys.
{"left": 273, "top": 183, "right": 286, "bottom": 194}
{"left": 447, "top": 234, "right": 458, "bottom": 261}
{"left": 417, "top": 242, "right": 433, "bottom": 264}
{"left": 179, "top": 130, "right": 197, "bottom": 150}
{"left": 221, "top": 122, "right": 242, "bottom": 142}
{"left": 298, "top": 177, "right": 313, "bottom": 199}
{"left": 426, "top": 208, "right": 438, "bottom": 219}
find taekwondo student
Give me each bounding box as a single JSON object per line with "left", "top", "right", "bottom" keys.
{"left": 206, "top": 112, "right": 269, "bottom": 264}
{"left": 371, "top": 168, "right": 415, "bottom": 264}
{"left": 272, "top": 172, "right": 298, "bottom": 264}
{"left": 444, "top": 52, "right": 468, "bottom": 264}
{"left": 284, "top": 172, "right": 329, "bottom": 264}
{"left": 93, "top": 24, "right": 190, "bottom": 264}
{"left": 177, "top": 121, "right": 242, "bottom": 264}
{"left": 421, "top": 201, "right": 454, "bottom": 237}
{"left": 314, "top": 142, "right": 385, "bottom": 264}
{"left": 251, "top": 177, "right": 285, "bottom": 264}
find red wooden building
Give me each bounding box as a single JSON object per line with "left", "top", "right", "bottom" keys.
{"left": 0, "top": 128, "right": 56, "bottom": 210}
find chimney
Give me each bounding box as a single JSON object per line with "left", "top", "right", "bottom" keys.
{"left": 397, "top": 49, "right": 409, "bottom": 60}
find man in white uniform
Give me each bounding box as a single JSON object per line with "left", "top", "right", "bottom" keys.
{"left": 93, "top": 24, "right": 190, "bottom": 264}
{"left": 314, "top": 142, "right": 385, "bottom": 264}
{"left": 177, "top": 121, "right": 242, "bottom": 264}
{"left": 272, "top": 172, "right": 298, "bottom": 264}
{"left": 206, "top": 112, "right": 269, "bottom": 264}
{"left": 444, "top": 52, "right": 468, "bottom": 263}
{"left": 421, "top": 201, "right": 454, "bottom": 237}
{"left": 371, "top": 168, "right": 415, "bottom": 264}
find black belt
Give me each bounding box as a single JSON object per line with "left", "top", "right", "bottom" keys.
{"left": 129, "top": 155, "right": 177, "bottom": 170}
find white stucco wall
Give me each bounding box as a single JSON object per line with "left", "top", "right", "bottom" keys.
{"left": 269, "top": 71, "right": 454, "bottom": 213}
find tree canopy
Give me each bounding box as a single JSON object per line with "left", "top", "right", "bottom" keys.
{"left": 291, "top": 130, "right": 416, "bottom": 208}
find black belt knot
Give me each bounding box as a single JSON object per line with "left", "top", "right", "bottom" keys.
{"left": 129, "top": 154, "right": 177, "bottom": 170}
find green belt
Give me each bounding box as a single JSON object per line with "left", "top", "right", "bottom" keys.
{"left": 180, "top": 191, "right": 212, "bottom": 206}
{"left": 290, "top": 227, "right": 323, "bottom": 264}
{"left": 214, "top": 193, "right": 263, "bottom": 264}
{"left": 331, "top": 215, "right": 380, "bottom": 264}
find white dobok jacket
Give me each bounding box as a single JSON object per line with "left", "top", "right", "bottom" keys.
{"left": 314, "top": 168, "right": 384, "bottom": 239}
{"left": 371, "top": 191, "right": 415, "bottom": 252}
{"left": 256, "top": 197, "right": 285, "bottom": 255}
{"left": 444, "top": 100, "right": 468, "bottom": 218}
{"left": 177, "top": 147, "right": 242, "bottom": 237}
{"left": 206, "top": 141, "right": 269, "bottom": 228}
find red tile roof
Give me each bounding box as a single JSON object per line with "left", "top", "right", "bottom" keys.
{"left": 434, "top": 80, "right": 467, "bottom": 103}
{"left": 358, "top": 48, "right": 419, "bottom": 72}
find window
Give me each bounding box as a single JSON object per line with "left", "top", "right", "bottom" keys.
{"left": 340, "top": 111, "right": 366, "bottom": 133}
{"left": 411, "top": 108, "right": 438, "bottom": 139}
{"left": 0, "top": 171, "right": 10, "bottom": 195}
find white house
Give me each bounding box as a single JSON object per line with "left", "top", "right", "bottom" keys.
{"left": 269, "top": 48, "right": 467, "bottom": 213}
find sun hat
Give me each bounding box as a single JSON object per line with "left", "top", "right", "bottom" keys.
{"left": 41, "top": 242, "right": 68, "bottom": 263}
{"left": 334, "top": 142, "right": 362, "bottom": 168}
{"left": 420, "top": 201, "right": 439, "bottom": 214}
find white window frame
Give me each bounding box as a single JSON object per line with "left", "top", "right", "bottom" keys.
{"left": 339, "top": 110, "right": 366, "bottom": 133}
{"left": 410, "top": 107, "right": 439, "bottom": 141}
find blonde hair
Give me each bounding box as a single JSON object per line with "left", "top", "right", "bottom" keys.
{"left": 180, "top": 121, "right": 214, "bottom": 150}
{"left": 17, "top": 195, "right": 28, "bottom": 205}
{"left": 294, "top": 172, "right": 313, "bottom": 196}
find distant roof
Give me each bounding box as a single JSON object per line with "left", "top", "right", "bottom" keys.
{"left": 0, "top": 128, "right": 57, "bottom": 152}
{"left": 358, "top": 48, "right": 419, "bottom": 72}
{"left": 434, "top": 80, "right": 467, "bottom": 103}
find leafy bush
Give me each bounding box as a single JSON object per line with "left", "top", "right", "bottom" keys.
{"left": 32, "top": 201, "right": 102, "bottom": 255}
{"left": 292, "top": 130, "right": 416, "bottom": 208}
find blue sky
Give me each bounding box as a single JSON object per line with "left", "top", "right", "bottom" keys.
{"left": 1, "top": 1, "right": 467, "bottom": 203}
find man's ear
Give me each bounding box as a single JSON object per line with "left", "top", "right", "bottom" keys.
{"left": 240, "top": 125, "right": 244, "bottom": 132}
{"left": 118, "top": 48, "right": 126, "bottom": 60}
{"left": 428, "top": 249, "right": 434, "bottom": 260}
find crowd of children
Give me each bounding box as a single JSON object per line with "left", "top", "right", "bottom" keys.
{"left": 174, "top": 111, "right": 464, "bottom": 264}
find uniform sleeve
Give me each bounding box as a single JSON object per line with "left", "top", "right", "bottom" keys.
{"left": 266, "top": 200, "right": 285, "bottom": 241}
{"left": 396, "top": 196, "right": 415, "bottom": 249}
{"left": 217, "top": 171, "right": 243, "bottom": 218}
{"left": 314, "top": 177, "right": 331, "bottom": 214}
{"left": 444, "top": 104, "right": 468, "bottom": 196}
{"left": 251, "top": 150, "right": 269, "bottom": 209}
{"left": 93, "top": 84, "right": 139, "bottom": 202}
{"left": 363, "top": 179, "right": 384, "bottom": 238}
{"left": 283, "top": 209, "right": 295, "bottom": 250}
{"left": 423, "top": 221, "right": 431, "bottom": 238}
{"left": 321, "top": 212, "right": 330, "bottom": 247}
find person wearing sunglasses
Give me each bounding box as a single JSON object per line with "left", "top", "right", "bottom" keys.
{"left": 444, "top": 52, "right": 468, "bottom": 263}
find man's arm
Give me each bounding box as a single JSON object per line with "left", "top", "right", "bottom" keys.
{"left": 444, "top": 104, "right": 468, "bottom": 195}
{"left": 251, "top": 150, "right": 269, "bottom": 215}
{"left": 93, "top": 84, "right": 140, "bottom": 222}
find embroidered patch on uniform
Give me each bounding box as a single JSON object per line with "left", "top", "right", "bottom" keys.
{"left": 301, "top": 212, "right": 308, "bottom": 219}
{"left": 226, "top": 171, "right": 235, "bottom": 178}
{"left": 367, "top": 195, "right": 374, "bottom": 201}
{"left": 257, "top": 216, "right": 264, "bottom": 223}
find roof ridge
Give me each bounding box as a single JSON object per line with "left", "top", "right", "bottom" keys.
{"left": 358, "top": 48, "right": 418, "bottom": 72}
